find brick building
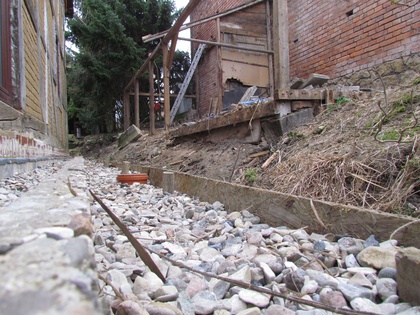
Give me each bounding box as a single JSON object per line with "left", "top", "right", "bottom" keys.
{"left": 0, "top": 0, "right": 72, "bottom": 172}
{"left": 190, "top": 0, "right": 420, "bottom": 117}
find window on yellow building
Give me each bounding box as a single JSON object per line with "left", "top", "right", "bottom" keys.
{"left": 0, "top": 1, "right": 12, "bottom": 104}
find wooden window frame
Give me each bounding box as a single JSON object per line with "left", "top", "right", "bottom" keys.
{"left": 0, "top": 1, "right": 13, "bottom": 104}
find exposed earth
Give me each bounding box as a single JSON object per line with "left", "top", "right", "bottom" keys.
{"left": 72, "top": 83, "right": 420, "bottom": 216}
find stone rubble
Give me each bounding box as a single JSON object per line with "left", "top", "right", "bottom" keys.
{"left": 0, "top": 161, "right": 64, "bottom": 207}
{"left": 82, "top": 160, "right": 417, "bottom": 315}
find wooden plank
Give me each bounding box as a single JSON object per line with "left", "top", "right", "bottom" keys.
{"left": 222, "top": 49, "right": 269, "bottom": 67}
{"left": 275, "top": 89, "right": 326, "bottom": 101}
{"left": 222, "top": 60, "right": 269, "bottom": 87}
{"left": 137, "top": 166, "right": 420, "bottom": 248}
{"left": 221, "top": 41, "right": 267, "bottom": 52}
{"left": 249, "top": 150, "right": 270, "bottom": 158}
{"left": 222, "top": 12, "right": 267, "bottom": 28}
{"left": 142, "top": 0, "right": 265, "bottom": 43}
{"left": 178, "top": 37, "right": 273, "bottom": 54}
{"left": 223, "top": 33, "right": 268, "bottom": 47}
{"left": 220, "top": 24, "right": 266, "bottom": 38}
{"left": 170, "top": 101, "right": 278, "bottom": 138}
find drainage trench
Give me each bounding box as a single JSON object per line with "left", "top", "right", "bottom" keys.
{"left": 0, "top": 157, "right": 418, "bottom": 314}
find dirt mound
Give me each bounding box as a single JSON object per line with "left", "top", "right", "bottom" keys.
{"left": 77, "top": 85, "right": 420, "bottom": 216}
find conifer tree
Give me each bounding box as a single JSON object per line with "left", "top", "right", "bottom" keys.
{"left": 67, "top": 0, "right": 181, "bottom": 133}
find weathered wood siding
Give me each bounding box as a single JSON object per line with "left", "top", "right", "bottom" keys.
{"left": 220, "top": 2, "right": 270, "bottom": 87}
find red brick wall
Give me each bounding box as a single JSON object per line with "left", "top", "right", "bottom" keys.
{"left": 191, "top": 0, "right": 248, "bottom": 117}
{"left": 191, "top": 0, "right": 419, "bottom": 113}
{"left": 288, "top": 0, "right": 420, "bottom": 79}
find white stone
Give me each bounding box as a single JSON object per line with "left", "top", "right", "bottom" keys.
{"left": 238, "top": 289, "right": 271, "bottom": 308}
{"left": 350, "top": 297, "right": 381, "bottom": 313}
{"left": 34, "top": 227, "right": 74, "bottom": 239}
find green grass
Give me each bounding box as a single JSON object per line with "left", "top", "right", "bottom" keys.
{"left": 245, "top": 168, "right": 258, "bottom": 184}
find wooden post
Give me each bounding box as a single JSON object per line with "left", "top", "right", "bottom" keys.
{"left": 122, "top": 161, "right": 130, "bottom": 174}
{"left": 266, "top": 0, "right": 274, "bottom": 99}
{"left": 134, "top": 79, "right": 140, "bottom": 128}
{"left": 216, "top": 18, "right": 223, "bottom": 114}
{"left": 273, "top": 0, "right": 291, "bottom": 117}
{"left": 273, "top": 0, "right": 290, "bottom": 90}
{"left": 149, "top": 61, "right": 155, "bottom": 135}
{"left": 162, "top": 171, "right": 174, "bottom": 194}
{"left": 163, "top": 44, "right": 171, "bottom": 129}
{"left": 123, "top": 91, "right": 130, "bottom": 131}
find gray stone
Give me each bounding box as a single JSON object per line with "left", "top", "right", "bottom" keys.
{"left": 357, "top": 246, "right": 397, "bottom": 269}
{"left": 313, "top": 240, "right": 326, "bottom": 251}
{"left": 285, "top": 268, "right": 306, "bottom": 292}
{"left": 364, "top": 235, "right": 380, "bottom": 247}
{"left": 265, "top": 305, "right": 296, "bottom": 315}
{"left": 229, "top": 266, "right": 252, "bottom": 284}
{"left": 350, "top": 297, "right": 381, "bottom": 314}
{"left": 319, "top": 287, "right": 347, "bottom": 308}
{"left": 337, "top": 283, "right": 375, "bottom": 302}
{"left": 191, "top": 290, "right": 218, "bottom": 315}
{"left": 338, "top": 237, "right": 364, "bottom": 255}
{"left": 117, "top": 300, "right": 148, "bottom": 315}
{"left": 186, "top": 276, "right": 208, "bottom": 298}
{"left": 377, "top": 278, "right": 397, "bottom": 301}
{"left": 106, "top": 269, "right": 129, "bottom": 290}
{"left": 378, "top": 267, "right": 397, "bottom": 280}
{"left": 212, "top": 280, "right": 230, "bottom": 299}
{"left": 236, "top": 307, "right": 262, "bottom": 315}
{"left": 118, "top": 125, "right": 143, "bottom": 148}
{"left": 345, "top": 254, "right": 360, "bottom": 268}
{"left": 146, "top": 302, "right": 183, "bottom": 315}
{"left": 305, "top": 269, "right": 339, "bottom": 289}
{"left": 177, "top": 292, "right": 195, "bottom": 315}
{"left": 348, "top": 273, "right": 373, "bottom": 288}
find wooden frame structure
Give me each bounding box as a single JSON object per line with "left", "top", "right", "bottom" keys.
{"left": 123, "top": 0, "right": 291, "bottom": 135}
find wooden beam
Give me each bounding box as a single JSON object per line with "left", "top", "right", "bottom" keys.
{"left": 123, "top": 92, "right": 130, "bottom": 131}
{"left": 273, "top": 0, "right": 290, "bottom": 89}
{"left": 162, "top": 0, "right": 201, "bottom": 45}
{"left": 216, "top": 18, "right": 223, "bottom": 114}
{"left": 125, "top": 0, "right": 201, "bottom": 93}
{"left": 162, "top": 44, "right": 171, "bottom": 129}
{"left": 266, "top": 0, "right": 274, "bottom": 98}
{"left": 149, "top": 61, "right": 155, "bottom": 135}
{"left": 142, "top": 0, "right": 264, "bottom": 43}
{"left": 168, "top": 34, "right": 178, "bottom": 68}
{"left": 178, "top": 37, "right": 273, "bottom": 54}
{"left": 129, "top": 92, "right": 196, "bottom": 98}
{"left": 134, "top": 79, "right": 140, "bottom": 128}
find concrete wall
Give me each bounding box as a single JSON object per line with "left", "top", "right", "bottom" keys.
{"left": 0, "top": 0, "right": 69, "bottom": 165}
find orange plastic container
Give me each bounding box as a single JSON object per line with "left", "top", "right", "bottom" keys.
{"left": 116, "top": 174, "right": 148, "bottom": 185}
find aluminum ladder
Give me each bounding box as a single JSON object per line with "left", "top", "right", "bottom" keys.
{"left": 170, "top": 43, "right": 206, "bottom": 123}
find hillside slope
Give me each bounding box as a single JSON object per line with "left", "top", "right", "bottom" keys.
{"left": 76, "top": 85, "right": 420, "bottom": 216}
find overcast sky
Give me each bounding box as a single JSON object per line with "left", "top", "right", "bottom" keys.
{"left": 174, "top": 0, "right": 191, "bottom": 54}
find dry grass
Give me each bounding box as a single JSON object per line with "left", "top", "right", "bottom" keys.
{"left": 268, "top": 87, "right": 420, "bottom": 215}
